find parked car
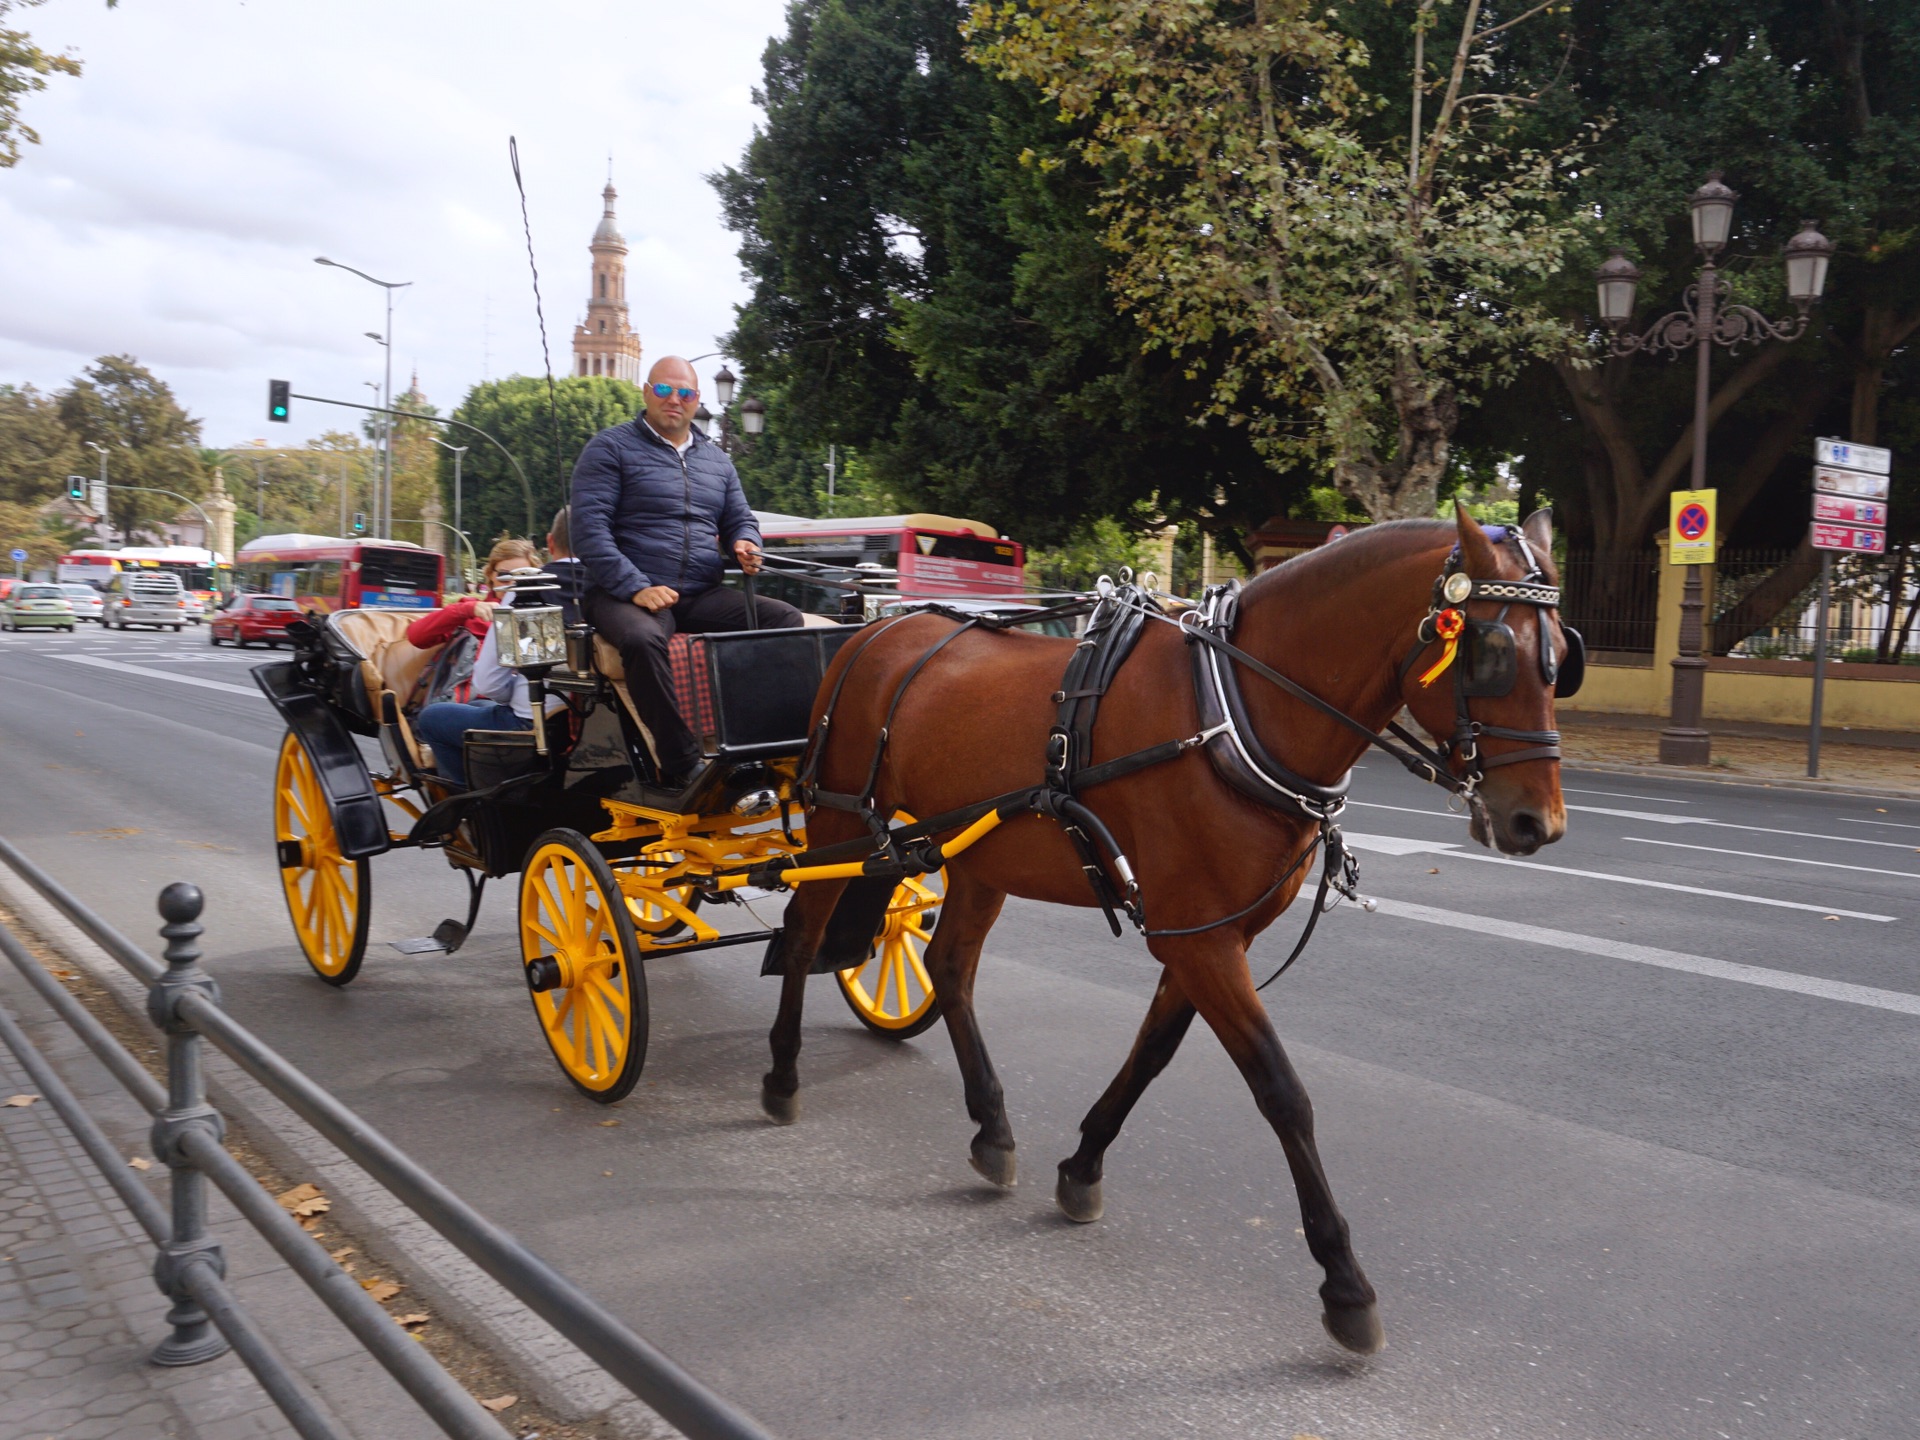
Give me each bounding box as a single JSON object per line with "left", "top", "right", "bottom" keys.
{"left": 182, "top": 592, "right": 207, "bottom": 624}
{"left": 0, "top": 582, "right": 76, "bottom": 632}
{"left": 101, "top": 571, "right": 190, "bottom": 630}
{"left": 209, "top": 592, "right": 301, "bottom": 647}
{"left": 60, "top": 584, "right": 105, "bottom": 621}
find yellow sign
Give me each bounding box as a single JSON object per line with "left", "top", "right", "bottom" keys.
{"left": 1669, "top": 488, "right": 1717, "bottom": 565}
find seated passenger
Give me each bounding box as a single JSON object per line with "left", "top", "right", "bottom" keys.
{"left": 407, "top": 539, "right": 539, "bottom": 709}
{"left": 570, "top": 356, "right": 801, "bottom": 789}
{"left": 410, "top": 543, "right": 563, "bottom": 788}
{"left": 543, "top": 504, "right": 588, "bottom": 628}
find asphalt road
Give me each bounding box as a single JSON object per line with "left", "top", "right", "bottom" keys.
{"left": 3, "top": 623, "right": 1918, "bottom": 1440}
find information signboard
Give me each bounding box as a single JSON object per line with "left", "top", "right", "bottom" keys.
{"left": 1810, "top": 523, "right": 1888, "bottom": 554}
{"left": 1813, "top": 464, "right": 1891, "bottom": 500}
{"left": 1812, "top": 494, "right": 1889, "bottom": 526}
{"left": 1816, "top": 437, "right": 1891, "bottom": 475}
{"left": 1668, "top": 488, "right": 1717, "bottom": 565}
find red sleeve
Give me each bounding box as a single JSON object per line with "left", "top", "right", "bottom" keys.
{"left": 406, "top": 598, "right": 477, "bottom": 649}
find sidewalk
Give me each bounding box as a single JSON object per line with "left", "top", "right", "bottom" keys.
{"left": 0, "top": 921, "right": 449, "bottom": 1440}
{"left": 1559, "top": 714, "right": 1920, "bottom": 795}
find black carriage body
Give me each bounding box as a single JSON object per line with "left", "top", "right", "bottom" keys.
{"left": 691, "top": 626, "right": 859, "bottom": 761}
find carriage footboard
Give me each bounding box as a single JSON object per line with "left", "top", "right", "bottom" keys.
{"left": 252, "top": 660, "right": 391, "bottom": 861}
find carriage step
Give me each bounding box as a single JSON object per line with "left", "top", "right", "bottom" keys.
{"left": 387, "top": 918, "right": 472, "bottom": 957}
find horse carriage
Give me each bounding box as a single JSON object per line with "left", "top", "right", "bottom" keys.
{"left": 254, "top": 508, "right": 1584, "bottom": 1355}
{"left": 253, "top": 567, "right": 950, "bottom": 1103}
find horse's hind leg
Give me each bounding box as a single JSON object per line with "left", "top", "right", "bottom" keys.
{"left": 922, "top": 868, "right": 1016, "bottom": 1186}
{"left": 761, "top": 876, "right": 847, "bottom": 1124}
{"left": 1056, "top": 971, "right": 1196, "bottom": 1223}
{"left": 1166, "top": 938, "right": 1383, "bottom": 1355}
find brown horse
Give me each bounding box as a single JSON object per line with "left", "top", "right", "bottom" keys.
{"left": 765, "top": 505, "right": 1569, "bottom": 1354}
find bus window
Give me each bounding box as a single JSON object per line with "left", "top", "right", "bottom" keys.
{"left": 299, "top": 561, "right": 343, "bottom": 599}
{"left": 913, "top": 534, "right": 1019, "bottom": 566}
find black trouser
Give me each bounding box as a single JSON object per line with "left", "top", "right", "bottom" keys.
{"left": 584, "top": 583, "right": 802, "bottom": 776}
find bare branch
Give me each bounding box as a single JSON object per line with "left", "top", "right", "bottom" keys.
{"left": 1474, "top": 0, "right": 1561, "bottom": 44}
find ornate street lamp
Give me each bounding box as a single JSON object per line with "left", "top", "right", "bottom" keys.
{"left": 1596, "top": 176, "right": 1833, "bottom": 767}
{"left": 739, "top": 395, "right": 766, "bottom": 436}
{"left": 713, "top": 365, "right": 737, "bottom": 408}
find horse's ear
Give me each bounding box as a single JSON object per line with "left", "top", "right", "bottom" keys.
{"left": 1454, "top": 499, "right": 1500, "bottom": 575}
{"left": 1521, "top": 506, "right": 1554, "bottom": 554}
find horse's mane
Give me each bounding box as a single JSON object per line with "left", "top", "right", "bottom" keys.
{"left": 1241, "top": 518, "right": 1454, "bottom": 600}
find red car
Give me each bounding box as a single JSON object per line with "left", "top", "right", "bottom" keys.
{"left": 209, "top": 593, "right": 301, "bottom": 647}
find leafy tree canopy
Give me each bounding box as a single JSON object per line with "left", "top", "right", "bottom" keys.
{"left": 448, "top": 375, "right": 644, "bottom": 547}
{"left": 56, "top": 355, "right": 206, "bottom": 544}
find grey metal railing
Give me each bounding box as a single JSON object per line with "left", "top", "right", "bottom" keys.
{"left": 0, "top": 835, "right": 776, "bottom": 1440}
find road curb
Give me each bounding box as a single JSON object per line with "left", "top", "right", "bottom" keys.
{"left": 0, "top": 864, "right": 679, "bottom": 1440}
{"left": 1566, "top": 758, "right": 1920, "bottom": 803}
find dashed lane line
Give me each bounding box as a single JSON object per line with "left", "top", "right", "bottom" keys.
{"left": 1342, "top": 832, "right": 1897, "bottom": 922}
{"left": 1563, "top": 804, "right": 1920, "bottom": 851}
{"left": 1367, "top": 897, "right": 1920, "bottom": 1018}
{"left": 0, "top": 671, "right": 277, "bottom": 753}
{"left": 1625, "top": 836, "right": 1920, "bottom": 881}
{"left": 57, "top": 653, "right": 264, "bottom": 698}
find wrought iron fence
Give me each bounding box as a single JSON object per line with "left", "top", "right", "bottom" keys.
{"left": 1715, "top": 546, "right": 1920, "bottom": 663}
{"left": 0, "top": 837, "right": 777, "bottom": 1440}
{"left": 1559, "top": 550, "right": 1660, "bottom": 656}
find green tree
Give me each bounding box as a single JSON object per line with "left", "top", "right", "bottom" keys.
{"left": 0, "top": 382, "right": 79, "bottom": 503}
{"left": 446, "top": 375, "right": 644, "bottom": 547}
{"left": 0, "top": 0, "right": 87, "bottom": 169}
{"left": 969, "top": 0, "right": 1592, "bottom": 521}
{"left": 0, "top": 498, "right": 86, "bottom": 570}
{"left": 716, "top": 0, "right": 1281, "bottom": 552}
{"left": 56, "top": 356, "right": 206, "bottom": 545}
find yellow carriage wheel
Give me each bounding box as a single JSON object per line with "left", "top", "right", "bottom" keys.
{"left": 273, "top": 731, "right": 370, "bottom": 987}
{"left": 836, "top": 865, "right": 944, "bottom": 1040}
{"left": 518, "top": 829, "right": 647, "bottom": 1103}
{"left": 624, "top": 854, "right": 701, "bottom": 940}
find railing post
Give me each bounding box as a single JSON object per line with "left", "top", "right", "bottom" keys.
{"left": 146, "top": 882, "right": 231, "bottom": 1366}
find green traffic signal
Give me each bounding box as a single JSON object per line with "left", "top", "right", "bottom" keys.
{"left": 268, "top": 379, "right": 291, "bottom": 423}
{"left": 68, "top": 477, "right": 85, "bottom": 501}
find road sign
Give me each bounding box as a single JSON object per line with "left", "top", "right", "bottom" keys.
{"left": 1810, "top": 523, "right": 1888, "bottom": 554}
{"left": 1668, "top": 488, "right": 1717, "bottom": 564}
{"left": 1812, "top": 494, "right": 1888, "bottom": 526}
{"left": 9, "top": 548, "right": 26, "bottom": 562}
{"left": 1813, "top": 464, "right": 1891, "bottom": 500}
{"left": 1816, "top": 437, "right": 1891, "bottom": 475}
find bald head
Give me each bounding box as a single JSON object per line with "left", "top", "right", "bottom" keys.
{"left": 641, "top": 355, "right": 700, "bottom": 445}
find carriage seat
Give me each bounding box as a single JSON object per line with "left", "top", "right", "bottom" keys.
{"left": 326, "top": 608, "right": 440, "bottom": 770}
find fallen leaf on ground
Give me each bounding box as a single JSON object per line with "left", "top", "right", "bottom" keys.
{"left": 394, "top": 1312, "right": 430, "bottom": 1328}
{"left": 329, "top": 1246, "right": 355, "bottom": 1262}
{"left": 275, "top": 1182, "right": 330, "bottom": 1218}
{"left": 479, "top": 1394, "right": 518, "bottom": 1413}
{"left": 1427, "top": 867, "right": 1440, "bottom": 874}
{"left": 1824, "top": 915, "right": 1840, "bottom": 921}
{"left": 3, "top": 1095, "right": 39, "bottom": 1107}
{"left": 361, "top": 1279, "right": 403, "bottom": 1303}
{"left": 53, "top": 970, "right": 75, "bottom": 980}
{"left": 128, "top": 1156, "right": 152, "bottom": 1171}
{"left": 602, "top": 1170, "right": 613, "bottom": 1177}
{"left": 299, "top": 1216, "right": 324, "bottom": 1232}
{"left": 598, "top": 1119, "right": 620, "bottom": 1127}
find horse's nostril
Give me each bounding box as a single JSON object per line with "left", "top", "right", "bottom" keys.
{"left": 1508, "top": 811, "right": 1546, "bottom": 849}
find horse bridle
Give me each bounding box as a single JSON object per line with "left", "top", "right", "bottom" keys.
{"left": 1392, "top": 524, "right": 1585, "bottom": 799}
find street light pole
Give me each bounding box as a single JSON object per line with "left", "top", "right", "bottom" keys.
{"left": 315, "top": 257, "right": 411, "bottom": 540}
{"left": 430, "top": 438, "right": 469, "bottom": 588}
{"left": 84, "top": 442, "right": 109, "bottom": 542}
{"left": 1595, "top": 175, "right": 1833, "bottom": 767}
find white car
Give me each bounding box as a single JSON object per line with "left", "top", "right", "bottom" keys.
{"left": 60, "top": 584, "right": 104, "bottom": 621}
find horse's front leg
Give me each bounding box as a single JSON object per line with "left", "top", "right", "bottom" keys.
{"left": 761, "top": 876, "right": 847, "bottom": 1124}
{"left": 923, "top": 868, "right": 1016, "bottom": 1186}
{"left": 1056, "top": 970, "right": 1196, "bottom": 1222}
{"left": 1162, "top": 935, "right": 1384, "bottom": 1355}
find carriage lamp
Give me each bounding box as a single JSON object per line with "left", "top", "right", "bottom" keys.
{"left": 493, "top": 604, "right": 567, "bottom": 670}
{"left": 1689, "top": 172, "right": 1738, "bottom": 254}
{"left": 739, "top": 395, "right": 766, "bottom": 436}
{"left": 713, "top": 365, "right": 737, "bottom": 407}
{"left": 1784, "top": 221, "right": 1835, "bottom": 308}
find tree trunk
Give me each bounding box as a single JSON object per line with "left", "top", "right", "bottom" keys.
{"left": 1710, "top": 534, "right": 1822, "bottom": 655}
{"left": 1332, "top": 353, "right": 1458, "bottom": 520}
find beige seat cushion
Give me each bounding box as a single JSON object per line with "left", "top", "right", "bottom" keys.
{"left": 331, "top": 608, "right": 441, "bottom": 707}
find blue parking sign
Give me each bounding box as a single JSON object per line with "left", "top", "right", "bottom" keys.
{"left": 8, "top": 548, "right": 26, "bottom": 562}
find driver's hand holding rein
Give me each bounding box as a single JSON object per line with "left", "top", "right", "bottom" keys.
{"left": 569, "top": 355, "right": 800, "bottom": 787}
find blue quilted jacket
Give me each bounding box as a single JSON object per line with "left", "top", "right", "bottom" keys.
{"left": 569, "top": 419, "right": 760, "bottom": 600}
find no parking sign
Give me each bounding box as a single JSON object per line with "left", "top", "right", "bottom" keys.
{"left": 1668, "top": 488, "right": 1717, "bottom": 565}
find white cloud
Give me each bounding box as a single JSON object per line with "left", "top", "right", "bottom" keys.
{"left": 0, "top": 0, "right": 785, "bottom": 445}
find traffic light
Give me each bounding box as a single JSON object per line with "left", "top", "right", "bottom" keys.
{"left": 351, "top": 511, "right": 366, "bottom": 534}
{"left": 68, "top": 476, "right": 85, "bottom": 501}
{"left": 268, "top": 379, "right": 291, "bottom": 423}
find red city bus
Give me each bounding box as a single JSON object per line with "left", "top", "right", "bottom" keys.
{"left": 752, "top": 512, "right": 1024, "bottom": 619}
{"left": 232, "top": 534, "right": 444, "bottom": 613}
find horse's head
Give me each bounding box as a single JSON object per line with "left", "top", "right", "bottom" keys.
{"left": 1397, "top": 503, "right": 1574, "bottom": 856}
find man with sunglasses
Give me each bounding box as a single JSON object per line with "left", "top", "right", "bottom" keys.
{"left": 571, "top": 355, "right": 800, "bottom": 791}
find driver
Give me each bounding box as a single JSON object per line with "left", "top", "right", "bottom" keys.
{"left": 570, "top": 355, "right": 800, "bottom": 789}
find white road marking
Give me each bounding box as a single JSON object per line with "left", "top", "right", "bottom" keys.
{"left": 0, "top": 671, "right": 277, "bottom": 753}
{"left": 1562, "top": 786, "right": 1689, "bottom": 804}
{"left": 1342, "top": 832, "right": 1896, "bottom": 921}
{"left": 1349, "top": 800, "right": 1468, "bottom": 822}
{"left": 1841, "top": 817, "right": 1920, "bottom": 832}
{"left": 58, "top": 654, "right": 265, "bottom": 698}
{"left": 1565, "top": 804, "right": 1920, "bottom": 851}
{"left": 1367, "top": 897, "right": 1920, "bottom": 1018}
{"left": 1625, "top": 836, "right": 1920, "bottom": 881}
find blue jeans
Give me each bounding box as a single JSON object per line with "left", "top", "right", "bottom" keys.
{"left": 414, "top": 700, "right": 527, "bottom": 787}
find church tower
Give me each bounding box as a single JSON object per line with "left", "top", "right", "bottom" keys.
{"left": 571, "top": 180, "right": 643, "bottom": 382}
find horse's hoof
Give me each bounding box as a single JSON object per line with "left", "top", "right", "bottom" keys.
{"left": 1055, "top": 1171, "right": 1103, "bottom": 1223}
{"left": 1322, "top": 1303, "right": 1385, "bottom": 1355}
{"left": 968, "top": 1141, "right": 1017, "bottom": 1189}
{"left": 760, "top": 1082, "right": 799, "bottom": 1126}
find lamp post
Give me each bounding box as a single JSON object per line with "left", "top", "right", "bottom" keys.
{"left": 84, "top": 441, "right": 109, "bottom": 542}
{"left": 315, "top": 256, "right": 411, "bottom": 540}
{"left": 702, "top": 363, "right": 766, "bottom": 455}
{"left": 1595, "top": 174, "right": 1833, "bottom": 766}
{"left": 430, "top": 438, "right": 469, "bottom": 589}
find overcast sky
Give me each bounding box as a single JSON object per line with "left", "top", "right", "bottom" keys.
{"left": 0, "top": 0, "right": 789, "bottom": 448}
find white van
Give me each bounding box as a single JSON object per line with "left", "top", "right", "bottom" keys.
{"left": 102, "top": 571, "right": 190, "bottom": 630}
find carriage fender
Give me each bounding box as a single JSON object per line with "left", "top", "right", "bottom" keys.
{"left": 760, "top": 874, "right": 898, "bottom": 977}
{"left": 252, "top": 660, "right": 392, "bottom": 861}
